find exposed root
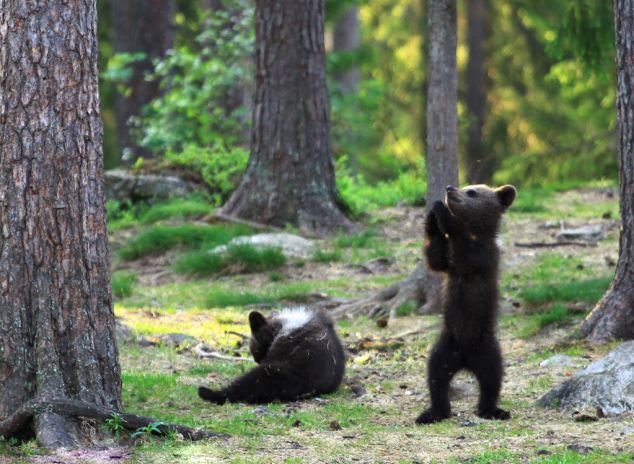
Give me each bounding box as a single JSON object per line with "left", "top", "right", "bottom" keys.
{"left": 0, "top": 398, "right": 227, "bottom": 447}
{"left": 329, "top": 261, "right": 429, "bottom": 320}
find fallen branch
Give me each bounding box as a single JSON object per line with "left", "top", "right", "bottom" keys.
{"left": 514, "top": 241, "right": 597, "bottom": 248}
{"left": 194, "top": 344, "right": 256, "bottom": 363}
{"left": 0, "top": 398, "right": 227, "bottom": 441}
{"left": 225, "top": 330, "right": 249, "bottom": 340}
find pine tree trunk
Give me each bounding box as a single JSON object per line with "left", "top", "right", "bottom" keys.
{"left": 423, "top": 0, "right": 459, "bottom": 314}
{"left": 219, "top": 0, "right": 352, "bottom": 236}
{"left": 110, "top": 0, "right": 174, "bottom": 163}
{"left": 0, "top": 0, "right": 121, "bottom": 447}
{"left": 333, "top": 6, "right": 360, "bottom": 94}
{"left": 465, "top": 0, "right": 494, "bottom": 185}
{"left": 581, "top": 0, "right": 634, "bottom": 342}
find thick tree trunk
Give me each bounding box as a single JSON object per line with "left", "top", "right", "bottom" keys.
{"left": 110, "top": 0, "right": 174, "bottom": 163}
{"left": 219, "top": 0, "right": 352, "bottom": 236}
{"left": 465, "top": 0, "right": 494, "bottom": 185}
{"left": 333, "top": 6, "right": 360, "bottom": 94}
{"left": 0, "top": 0, "right": 121, "bottom": 447}
{"left": 422, "top": 0, "right": 459, "bottom": 314}
{"left": 581, "top": 0, "right": 634, "bottom": 342}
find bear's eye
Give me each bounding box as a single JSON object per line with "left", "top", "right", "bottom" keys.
{"left": 466, "top": 190, "right": 477, "bottom": 198}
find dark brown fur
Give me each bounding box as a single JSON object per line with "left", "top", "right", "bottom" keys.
{"left": 198, "top": 308, "right": 345, "bottom": 404}
{"left": 416, "top": 184, "right": 516, "bottom": 424}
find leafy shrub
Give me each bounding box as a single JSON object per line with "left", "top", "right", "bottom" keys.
{"left": 139, "top": 196, "right": 213, "bottom": 224}
{"left": 111, "top": 270, "right": 138, "bottom": 299}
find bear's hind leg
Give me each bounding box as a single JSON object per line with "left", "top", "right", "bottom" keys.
{"left": 416, "top": 336, "right": 462, "bottom": 424}
{"left": 465, "top": 342, "right": 510, "bottom": 420}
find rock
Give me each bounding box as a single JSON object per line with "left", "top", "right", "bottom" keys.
{"left": 157, "top": 333, "right": 200, "bottom": 348}
{"left": 556, "top": 224, "right": 605, "bottom": 242}
{"left": 539, "top": 355, "right": 582, "bottom": 368}
{"left": 105, "top": 169, "right": 203, "bottom": 204}
{"left": 211, "top": 233, "right": 315, "bottom": 259}
{"left": 538, "top": 341, "right": 634, "bottom": 416}
{"left": 567, "top": 444, "right": 593, "bottom": 455}
{"left": 115, "top": 319, "right": 135, "bottom": 344}
{"left": 356, "top": 257, "right": 394, "bottom": 274}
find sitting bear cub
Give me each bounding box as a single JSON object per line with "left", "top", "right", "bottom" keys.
{"left": 417, "top": 184, "right": 516, "bottom": 424}
{"left": 198, "top": 307, "right": 345, "bottom": 404}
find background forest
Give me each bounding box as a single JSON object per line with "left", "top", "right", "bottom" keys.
{"left": 98, "top": 0, "right": 617, "bottom": 201}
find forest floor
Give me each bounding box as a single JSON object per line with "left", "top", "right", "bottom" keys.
{"left": 3, "top": 186, "right": 633, "bottom": 464}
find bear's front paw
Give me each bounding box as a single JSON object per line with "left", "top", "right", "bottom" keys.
{"left": 431, "top": 200, "right": 447, "bottom": 214}
{"left": 198, "top": 386, "right": 227, "bottom": 405}
{"left": 415, "top": 409, "right": 450, "bottom": 425}
{"left": 477, "top": 407, "right": 510, "bottom": 420}
{"left": 425, "top": 210, "right": 442, "bottom": 237}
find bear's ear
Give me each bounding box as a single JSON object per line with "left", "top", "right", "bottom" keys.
{"left": 249, "top": 311, "right": 268, "bottom": 332}
{"left": 496, "top": 185, "right": 517, "bottom": 210}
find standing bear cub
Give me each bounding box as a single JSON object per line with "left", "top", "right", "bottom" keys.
{"left": 417, "top": 184, "right": 516, "bottom": 424}
{"left": 199, "top": 307, "right": 345, "bottom": 404}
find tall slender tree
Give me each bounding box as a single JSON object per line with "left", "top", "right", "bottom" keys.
{"left": 219, "top": 0, "right": 352, "bottom": 236}
{"left": 110, "top": 0, "right": 174, "bottom": 163}
{"left": 465, "top": 0, "right": 494, "bottom": 184}
{"left": 581, "top": 0, "right": 634, "bottom": 342}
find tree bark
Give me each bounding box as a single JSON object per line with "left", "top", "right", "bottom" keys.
{"left": 333, "top": 6, "right": 360, "bottom": 94}
{"left": 110, "top": 0, "right": 174, "bottom": 163}
{"left": 219, "top": 0, "right": 353, "bottom": 236}
{"left": 0, "top": 0, "right": 121, "bottom": 447}
{"left": 465, "top": 0, "right": 494, "bottom": 184}
{"left": 422, "top": 0, "right": 459, "bottom": 314}
{"left": 580, "top": 0, "right": 634, "bottom": 342}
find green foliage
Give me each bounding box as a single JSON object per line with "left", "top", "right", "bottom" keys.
{"left": 395, "top": 301, "right": 417, "bottom": 317}
{"left": 112, "top": 271, "right": 138, "bottom": 299}
{"left": 164, "top": 144, "right": 248, "bottom": 206}
{"left": 131, "top": 421, "right": 168, "bottom": 440}
{"left": 519, "top": 303, "right": 573, "bottom": 338}
{"left": 205, "top": 282, "right": 315, "bottom": 308}
{"left": 335, "top": 229, "right": 377, "bottom": 249}
{"left": 104, "top": 413, "right": 126, "bottom": 440}
{"left": 118, "top": 224, "right": 251, "bottom": 261}
{"left": 519, "top": 278, "right": 612, "bottom": 306}
{"left": 336, "top": 157, "right": 426, "bottom": 216}
{"left": 174, "top": 245, "right": 286, "bottom": 277}
{"left": 107, "top": 199, "right": 141, "bottom": 231}
{"left": 139, "top": 196, "right": 213, "bottom": 224}
{"left": 312, "top": 249, "right": 343, "bottom": 263}
{"left": 137, "top": 3, "right": 253, "bottom": 154}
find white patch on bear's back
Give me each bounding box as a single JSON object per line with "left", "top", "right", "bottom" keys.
{"left": 276, "top": 307, "right": 314, "bottom": 336}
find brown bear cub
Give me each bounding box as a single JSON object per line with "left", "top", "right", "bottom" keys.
{"left": 416, "top": 184, "right": 516, "bottom": 424}
{"left": 198, "top": 307, "right": 345, "bottom": 404}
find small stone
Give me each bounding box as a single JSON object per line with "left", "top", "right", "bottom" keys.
{"left": 573, "top": 413, "right": 598, "bottom": 422}
{"left": 539, "top": 355, "right": 578, "bottom": 368}
{"left": 376, "top": 319, "right": 388, "bottom": 328}
{"left": 567, "top": 444, "right": 593, "bottom": 455}
{"left": 536, "top": 449, "right": 551, "bottom": 456}
{"left": 349, "top": 383, "right": 367, "bottom": 398}
{"left": 292, "top": 420, "right": 301, "bottom": 427}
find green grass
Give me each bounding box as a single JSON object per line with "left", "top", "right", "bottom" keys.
{"left": 334, "top": 229, "right": 377, "bottom": 249}
{"left": 519, "top": 277, "right": 612, "bottom": 306}
{"left": 395, "top": 301, "right": 417, "bottom": 317}
{"left": 517, "top": 304, "right": 575, "bottom": 338}
{"left": 112, "top": 270, "right": 138, "bottom": 299}
{"left": 312, "top": 249, "right": 343, "bottom": 263}
{"left": 204, "top": 281, "right": 316, "bottom": 308}
{"left": 139, "top": 197, "right": 213, "bottom": 224}
{"left": 174, "top": 245, "right": 286, "bottom": 277}
{"left": 118, "top": 224, "right": 252, "bottom": 260}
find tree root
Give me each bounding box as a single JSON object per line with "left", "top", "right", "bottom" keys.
{"left": 329, "top": 261, "right": 429, "bottom": 320}
{"left": 0, "top": 398, "right": 227, "bottom": 446}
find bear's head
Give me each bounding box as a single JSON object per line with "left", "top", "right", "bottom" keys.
{"left": 445, "top": 184, "right": 516, "bottom": 234}
{"left": 248, "top": 311, "right": 281, "bottom": 363}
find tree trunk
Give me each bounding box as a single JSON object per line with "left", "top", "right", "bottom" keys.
{"left": 0, "top": 0, "right": 121, "bottom": 447}
{"left": 110, "top": 0, "right": 174, "bottom": 163}
{"left": 219, "top": 0, "right": 353, "bottom": 236}
{"left": 333, "top": 6, "right": 360, "bottom": 94}
{"left": 422, "top": 0, "right": 459, "bottom": 314}
{"left": 580, "top": 0, "right": 634, "bottom": 342}
{"left": 329, "top": 0, "right": 459, "bottom": 320}
{"left": 465, "top": 0, "right": 494, "bottom": 184}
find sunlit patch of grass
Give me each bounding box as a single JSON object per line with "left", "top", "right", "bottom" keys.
{"left": 139, "top": 197, "right": 213, "bottom": 224}
{"left": 174, "top": 245, "right": 286, "bottom": 277}
{"left": 112, "top": 270, "right": 138, "bottom": 299}
{"left": 516, "top": 304, "right": 575, "bottom": 338}
{"left": 118, "top": 223, "right": 252, "bottom": 261}
{"left": 205, "top": 282, "right": 316, "bottom": 308}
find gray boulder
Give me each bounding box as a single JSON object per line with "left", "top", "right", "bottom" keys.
{"left": 538, "top": 341, "right": 634, "bottom": 416}
{"left": 556, "top": 224, "right": 605, "bottom": 242}
{"left": 105, "top": 169, "right": 203, "bottom": 203}
{"left": 211, "top": 233, "right": 316, "bottom": 259}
